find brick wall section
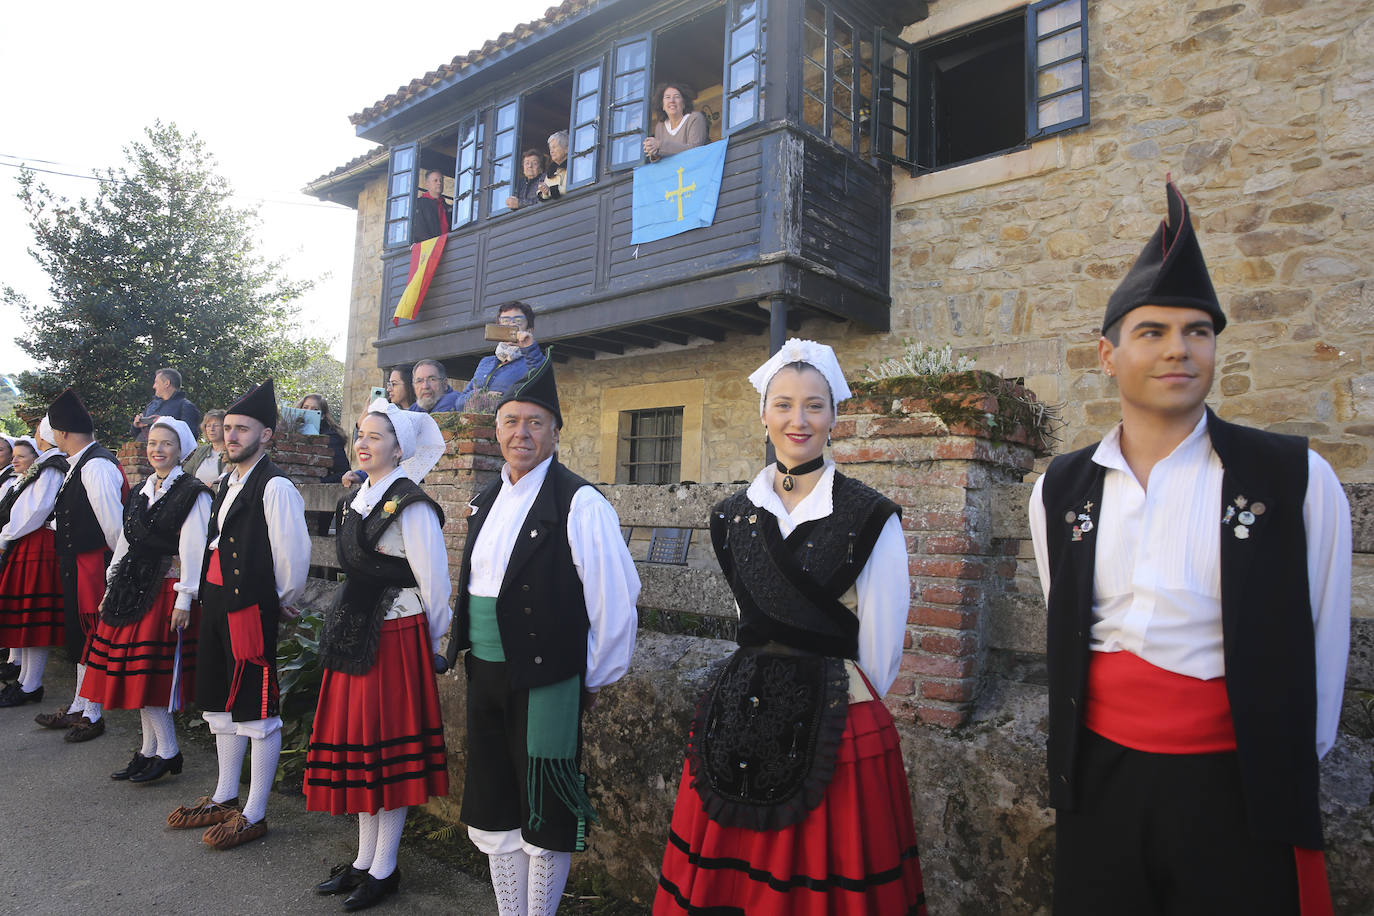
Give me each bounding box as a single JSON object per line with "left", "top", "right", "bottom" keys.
{"left": 117, "top": 429, "right": 340, "bottom": 488}
{"left": 425, "top": 413, "right": 502, "bottom": 587}
{"left": 832, "top": 375, "right": 1037, "bottom": 727}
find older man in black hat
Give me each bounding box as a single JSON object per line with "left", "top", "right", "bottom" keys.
{"left": 1029, "top": 181, "right": 1351, "bottom": 914}
{"left": 446, "top": 353, "right": 639, "bottom": 916}
{"left": 32, "top": 389, "right": 128, "bottom": 743}
{"left": 166, "top": 379, "right": 310, "bottom": 851}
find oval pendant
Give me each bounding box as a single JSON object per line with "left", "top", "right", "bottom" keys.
{"left": 782, "top": 475, "right": 794, "bottom": 492}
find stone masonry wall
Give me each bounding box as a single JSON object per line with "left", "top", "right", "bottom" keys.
{"left": 341, "top": 176, "right": 388, "bottom": 428}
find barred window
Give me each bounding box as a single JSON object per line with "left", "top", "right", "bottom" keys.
{"left": 617, "top": 407, "right": 683, "bottom": 484}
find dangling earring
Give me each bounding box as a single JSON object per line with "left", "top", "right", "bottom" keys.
{"left": 826, "top": 431, "right": 832, "bottom": 447}
{"left": 763, "top": 425, "right": 769, "bottom": 445}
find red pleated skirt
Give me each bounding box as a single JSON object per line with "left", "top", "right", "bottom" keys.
{"left": 304, "top": 614, "right": 449, "bottom": 815}
{"left": 0, "top": 528, "right": 65, "bottom": 648}
{"left": 656, "top": 697, "right": 928, "bottom": 916}
{"left": 81, "top": 578, "right": 198, "bottom": 710}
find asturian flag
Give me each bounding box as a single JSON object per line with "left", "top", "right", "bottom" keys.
{"left": 630, "top": 138, "right": 729, "bottom": 245}
{"left": 392, "top": 233, "right": 447, "bottom": 325}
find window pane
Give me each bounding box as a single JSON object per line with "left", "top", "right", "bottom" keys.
{"left": 729, "top": 57, "right": 756, "bottom": 92}
{"left": 494, "top": 132, "right": 515, "bottom": 158}
{"left": 832, "top": 112, "right": 852, "bottom": 149}
{"left": 611, "top": 105, "right": 643, "bottom": 134}
{"left": 1037, "top": 0, "right": 1081, "bottom": 35}
{"left": 612, "top": 135, "right": 640, "bottom": 163}
{"left": 803, "top": 22, "right": 825, "bottom": 64}
{"left": 390, "top": 173, "right": 411, "bottom": 197}
{"left": 834, "top": 47, "right": 853, "bottom": 86}
{"left": 730, "top": 19, "right": 758, "bottom": 59}
{"left": 492, "top": 159, "right": 511, "bottom": 185}
{"left": 1038, "top": 59, "right": 1083, "bottom": 96}
{"left": 388, "top": 196, "right": 410, "bottom": 220}
{"left": 572, "top": 152, "right": 595, "bottom": 184}
{"left": 616, "top": 40, "right": 647, "bottom": 71}
{"left": 834, "top": 83, "right": 852, "bottom": 119}
{"left": 387, "top": 221, "right": 409, "bottom": 247}
{"left": 729, "top": 88, "right": 757, "bottom": 128}
{"left": 392, "top": 147, "right": 414, "bottom": 173}
{"left": 834, "top": 16, "right": 853, "bottom": 55}
{"left": 578, "top": 65, "right": 601, "bottom": 95}
{"left": 1037, "top": 30, "right": 1081, "bottom": 64}
{"left": 576, "top": 95, "right": 598, "bottom": 124}
{"left": 1039, "top": 91, "right": 1083, "bottom": 125}
{"left": 575, "top": 124, "right": 597, "bottom": 152}
{"left": 453, "top": 197, "right": 471, "bottom": 224}
{"left": 457, "top": 173, "right": 473, "bottom": 195}
{"left": 460, "top": 144, "right": 475, "bottom": 169}
{"left": 496, "top": 103, "right": 517, "bottom": 130}
{"left": 614, "top": 72, "right": 646, "bottom": 102}
{"left": 732, "top": 0, "right": 757, "bottom": 26}
{"left": 804, "top": 0, "right": 825, "bottom": 31}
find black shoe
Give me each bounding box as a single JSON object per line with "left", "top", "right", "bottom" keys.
{"left": 316, "top": 863, "right": 368, "bottom": 896}
{"left": 0, "top": 661, "right": 19, "bottom": 681}
{"left": 343, "top": 870, "right": 400, "bottom": 911}
{"left": 130, "top": 752, "right": 183, "bottom": 783}
{"left": 0, "top": 683, "right": 42, "bottom": 707}
{"left": 111, "top": 752, "right": 151, "bottom": 780}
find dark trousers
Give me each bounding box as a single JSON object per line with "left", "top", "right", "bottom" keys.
{"left": 194, "top": 582, "right": 280, "bottom": 721}
{"left": 460, "top": 654, "right": 581, "bottom": 852}
{"left": 1054, "top": 730, "right": 1299, "bottom": 915}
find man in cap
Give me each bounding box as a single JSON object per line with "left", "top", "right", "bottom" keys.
{"left": 167, "top": 380, "right": 310, "bottom": 850}
{"left": 1029, "top": 181, "right": 1351, "bottom": 914}
{"left": 446, "top": 353, "right": 639, "bottom": 916}
{"left": 33, "top": 389, "right": 128, "bottom": 742}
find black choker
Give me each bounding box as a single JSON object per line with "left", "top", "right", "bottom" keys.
{"left": 776, "top": 456, "right": 825, "bottom": 492}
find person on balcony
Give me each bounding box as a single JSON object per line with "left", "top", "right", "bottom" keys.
{"left": 539, "top": 131, "right": 569, "bottom": 201}
{"left": 413, "top": 169, "right": 450, "bottom": 243}
{"left": 387, "top": 365, "right": 416, "bottom": 411}
{"left": 453, "top": 301, "right": 546, "bottom": 412}
{"left": 185, "top": 409, "right": 228, "bottom": 486}
{"left": 642, "top": 82, "right": 708, "bottom": 163}
{"left": 654, "top": 339, "right": 928, "bottom": 916}
{"left": 131, "top": 367, "right": 201, "bottom": 442}
{"left": 506, "top": 149, "right": 548, "bottom": 211}
{"left": 410, "top": 359, "right": 463, "bottom": 415}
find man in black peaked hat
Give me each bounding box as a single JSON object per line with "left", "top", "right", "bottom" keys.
{"left": 166, "top": 380, "right": 310, "bottom": 851}
{"left": 33, "top": 388, "right": 128, "bottom": 743}
{"left": 446, "top": 353, "right": 640, "bottom": 916}
{"left": 1029, "top": 181, "right": 1351, "bottom": 914}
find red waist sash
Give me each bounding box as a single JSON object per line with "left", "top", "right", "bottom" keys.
{"left": 1084, "top": 649, "right": 1236, "bottom": 753}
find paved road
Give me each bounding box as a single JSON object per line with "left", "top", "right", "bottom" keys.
{"left": 0, "top": 665, "right": 497, "bottom": 915}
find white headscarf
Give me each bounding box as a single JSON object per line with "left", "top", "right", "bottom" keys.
{"left": 150, "top": 416, "right": 197, "bottom": 462}
{"left": 366, "top": 398, "right": 445, "bottom": 483}
{"left": 747, "top": 338, "right": 852, "bottom": 413}
{"left": 37, "top": 416, "right": 54, "bottom": 450}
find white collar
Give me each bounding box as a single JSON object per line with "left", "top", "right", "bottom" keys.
{"left": 227, "top": 449, "right": 267, "bottom": 486}
{"left": 350, "top": 466, "right": 408, "bottom": 516}
{"left": 664, "top": 115, "right": 688, "bottom": 136}
{"left": 141, "top": 464, "right": 184, "bottom": 499}
{"left": 500, "top": 454, "right": 554, "bottom": 495}
{"left": 64, "top": 440, "right": 97, "bottom": 462}
{"left": 745, "top": 459, "right": 836, "bottom": 526}
{"left": 1093, "top": 412, "right": 1210, "bottom": 473}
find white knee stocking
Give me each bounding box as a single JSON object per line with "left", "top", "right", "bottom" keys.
{"left": 138, "top": 709, "right": 158, "bottom": 757}
{"left": 19, "top": 647, "right": 48, "bottom": 692}
{"left": 527, "top": 850, "right": 571, "bottom": 916}
{"left": 213, "top": 733, "right": 249, "bottom": 804}
{"left": 353, "top": 811, "right": 380, "bottom": 871}
{"left": 67, "top": 663, "right": 89, "bottom": 714}
{"left": 241, "top": 731, "right": 281, "bottom": 825}
{"left": 369, "top": 806, "right": 407, "bottom": 879}
{"left": 146, "top": 706, "right": 177, "bottom": 758}
{"left": 489, "top": 849, "right": 530, "bottom": 916}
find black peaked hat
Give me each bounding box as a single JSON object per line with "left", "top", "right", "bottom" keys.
{"left": 47, "top": 388, "right": 93, "bottom": 434}
{"left": 226, "top": 379, "right": 278, "bottom": 430}
{"left": 1103, "top": 180, "right": 1226, "bottom": 335}
{"left": 497, "top": 349, "right": 563, "bottom": 429}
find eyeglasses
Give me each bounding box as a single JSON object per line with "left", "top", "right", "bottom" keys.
{"left": 497, "top": 316, "right": 527, "bottom": 327}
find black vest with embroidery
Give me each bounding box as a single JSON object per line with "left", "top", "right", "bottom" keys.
{"left": 53, "top": 443, "right": 123, "bottom": 558}
{"left": 1042, "top": 409, "right": 1321, "bottom": 849}
{"left": 689, "top": 472, "right": 901, "bottom": 830}
{"left": 0, "top": 454, "right": 69, "bottom": 533}
{"left": 200, "top": 457, "right": 289, "bottom": 617}
{"left": 319, "top": 477, "right": 444, "bottom": 675}
{"left": 451, "top": 459, "right": 593, "bottom": 691}
{"left": 102, "top": 473, "right": 208, "bottom": 627}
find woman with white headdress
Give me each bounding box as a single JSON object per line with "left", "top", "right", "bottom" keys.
{"left": 0, "top": 435, "right": 18, "bottom": 680}
{"left": 655, "top": 340, "right": 928, "bottom": 916}
{"left": 79, "top": 417, "right": 211, "bottom": 783}
{"left": 0, "top": 425, "right": 71, "bottom": 707}
{"left": 304, "top": 402, "right": 450, "bottom": 911}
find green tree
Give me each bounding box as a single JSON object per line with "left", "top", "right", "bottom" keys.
{"left": 2, "top": 121, "right": 323, "bottom": 443}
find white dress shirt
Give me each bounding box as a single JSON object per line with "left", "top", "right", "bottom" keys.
{"left": 468, "top": 455, "right": 640, "bottom": 690}
{"left": 1029, "top": 415, "right": 1352, "bottom": 758}
{"left": 106, "top": 466, "right": 211, "bottom": 611}
{"left": 194, "top": 449, "right": 225, "bottom": 486}
{"left": 0, "top": 451, "right": 65, "bottom": 547}
{"left": 745, "top": 461, "right": 909, "bottom": 698}
{"left": 55, "top": 440, "right": 125, "bottom": 551}
{"left": 349, "top": 466, "right": 452, "bottom": 652}
{"left": 209, "top": 451, "right": 309, "bottom": 610}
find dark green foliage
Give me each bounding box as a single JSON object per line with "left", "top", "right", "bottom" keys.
{"left": 276, "top": 610, "right": 325, "bottom": 783}
{"left": 2, "top": 121, "right": 323, "bottom": 438}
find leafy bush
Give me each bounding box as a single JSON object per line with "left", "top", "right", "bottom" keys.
{"left": 276, "top": 610, "right": 325, "bottom": 783}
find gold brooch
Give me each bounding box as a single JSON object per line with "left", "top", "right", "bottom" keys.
{"left": 382, "top": 499, "right": 399, "bottom": 516}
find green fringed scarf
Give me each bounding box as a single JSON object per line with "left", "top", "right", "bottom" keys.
{"left": 526, "top": 674, "right": 597, "bottom": 850}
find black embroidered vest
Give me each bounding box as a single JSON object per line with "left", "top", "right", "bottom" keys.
{"left": 0, "top": 453, "right": 69, "bottom": 532}
{"left": 1042, "top": 409, "right": 1322, "bottom": 848}
{"left": 53, "top": 442, "right": 124, "bottom": 558}
{"left": 450, "top": 459, "right": 593, "bottom": 691}
{"left": 102, "top": 473, "right": 208, "bottom": 627}
{"left": 200, "top": 457, "right": 290, "bottom": 617}
{"left": 319, "top": 477, "right": 444, "bottom": 675}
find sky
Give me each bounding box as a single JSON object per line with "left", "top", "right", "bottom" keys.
{"left": 0, "top": 0, "right": 556, "bottom": 376}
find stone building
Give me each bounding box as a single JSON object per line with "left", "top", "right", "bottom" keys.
{"left": 304, "top": 0, "right": 1374, "bottom": 909}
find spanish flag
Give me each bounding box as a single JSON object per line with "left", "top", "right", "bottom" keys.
{"left": 392, "top": 234, "right": 447, "bottom": 325}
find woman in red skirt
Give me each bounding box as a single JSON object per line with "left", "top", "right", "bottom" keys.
{"left": 81, "top": 417, "right": 210, "bottom": 782}
{"left": 0, "top": 435, "right": 22, "bottom": 682}
{"left": 655, "top": 340, "right": 928, "bottom": 916}
{"left": 0, "top": 435, "right": 70, "bottom": 708}
{"left": 304, "top": 403, "right": 450, "bottom": 912}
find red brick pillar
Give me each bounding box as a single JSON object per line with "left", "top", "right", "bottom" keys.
{"left": 424, "top": 413, "right": 503, "bottom": 588}
{"left": 831, "top": 372, "right": 1039, "bottom": 727}
{"left": 115, "top": 440, "right": 151, "bottom": 485}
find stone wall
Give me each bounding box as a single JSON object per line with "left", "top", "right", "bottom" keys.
{"left": 341, "top": 176, "right": 388, "bottom": 427}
